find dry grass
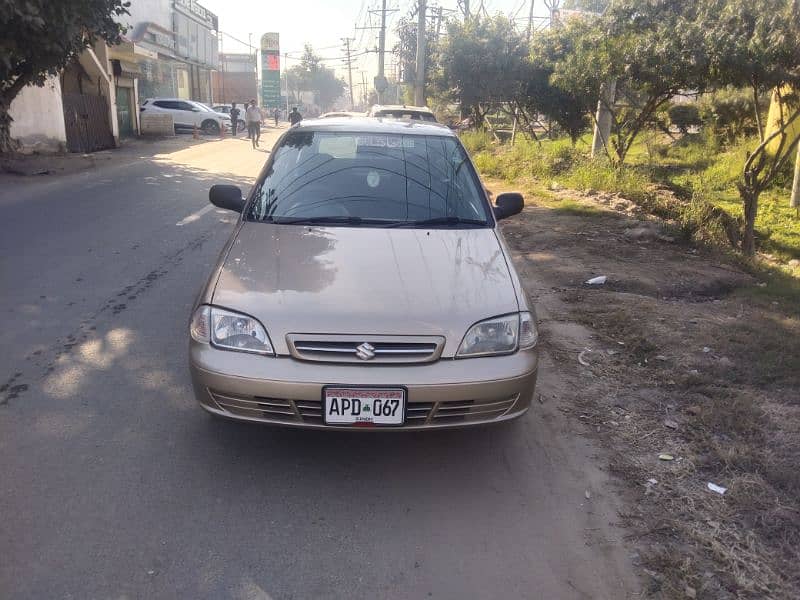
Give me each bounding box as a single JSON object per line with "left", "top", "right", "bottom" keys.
{"left": 498, "top": 192, "right": 800, "bottom": 599}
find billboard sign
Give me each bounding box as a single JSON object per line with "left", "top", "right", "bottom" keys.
{"left": 260, "top": 33, "right": 281, "bottom": 108}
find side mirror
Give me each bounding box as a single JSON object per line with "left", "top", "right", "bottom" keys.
{"left": 209, "top": 184, "right": 245, "bottom": 213}
{"left": 493, "top": 192, "right": 524, "bottom": 220}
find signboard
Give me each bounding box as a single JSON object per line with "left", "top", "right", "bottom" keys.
{"left": 174, "top": 0, "right": 218, "bottom": 30}
{"left": 260, "top": 33, "right": 281, "bottom": 109}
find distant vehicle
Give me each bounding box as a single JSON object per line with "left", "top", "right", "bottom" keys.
{"left": 319, "top": 111, "right": 362, "bottom": 118}
{"left": 369, "top": 104, "right": 437, "bottom": 122}
{"left": 190, "top": 117, "right": 538, "bottom": 430}
{"left": 140, "top": 98, "right": 231, "bottom": 134}
{"left": 212, "top": 105, "right": 247, "bottom": 130}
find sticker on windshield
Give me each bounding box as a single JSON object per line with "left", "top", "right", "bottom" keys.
{"left": 366, "top": 171, "right": 380, "bottom": 188}
{"left": 319, "top": 135, "right": 357, "bottom": 158}
{"left": 356, "top": 135, "right": 403, "bottom": 149}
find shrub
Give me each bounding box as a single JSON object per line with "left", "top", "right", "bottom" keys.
{"left": 668, "top": 103, "right": 702, "bottom": 134}
{"left": 459, "top": 129, "right": 493, "bottom": 153}
{"left": 698, "top": 87, "right": 767, "bottom": 142}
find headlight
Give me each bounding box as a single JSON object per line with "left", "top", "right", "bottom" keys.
{"left": 457, "top": 314, "right": 519, "bottom": 357}
{"left": 190, "top": 305, "right": 274, "bottom": 355}
{"left": 456, "top": 312, "right": 538, "bottom": 358}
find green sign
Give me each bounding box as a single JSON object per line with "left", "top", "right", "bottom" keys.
{"left": 260, "top": 33, "right": 281, "bottom": 108}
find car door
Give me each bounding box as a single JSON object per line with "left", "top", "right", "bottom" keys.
{"left": 173, "top": 101, "right": 200, "bottom": 128}
{"left": 147, "top": 100, "right": 180, "bottom": 127}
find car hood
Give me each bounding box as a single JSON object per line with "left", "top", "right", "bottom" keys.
{"left": 212, "top": 223, "right": 520, "bottom": 357}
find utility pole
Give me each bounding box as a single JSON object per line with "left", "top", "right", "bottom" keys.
{"left": 591, "top": 80, "right": 616, "bottom": 158}
{"left": 361, "top": 71, "right": 368, "bottom": 107}
{"left": 377, "top": 0, "right": 388, "bottom": 103}
{"left": 527, "top": 0, "right": 535, "bottom": 42}
{"left": 342, "top": 37, "right": 355, "bottom": 110}
{"left": 414, "top": 0, "right": 427, "bottom": 106}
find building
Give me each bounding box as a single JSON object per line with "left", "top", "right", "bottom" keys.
{"left": 7, "top": 0, "right": 220, "bottom": 154}
{"left": 212, "top": 53, "right": 258, "bottom": 105}
{"left": 123, "top": 0, "right": 219, "bottom": 103}
{"left": 10, "top": 42, "right": 126, "bottom": 154}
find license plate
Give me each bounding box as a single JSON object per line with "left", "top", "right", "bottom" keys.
{"left": 323, "top": 387, "right": 405, "bottom": 426}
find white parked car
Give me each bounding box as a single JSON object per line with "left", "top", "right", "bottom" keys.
{"left": 140, "top": 98, "right": 231, "bottom": 134}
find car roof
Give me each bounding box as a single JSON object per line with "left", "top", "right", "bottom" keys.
{"left": 292, "top": 116, "right": 454, "bottom": 137}
{"left": 371, "top": 104, "right": 434, "bottom": 113}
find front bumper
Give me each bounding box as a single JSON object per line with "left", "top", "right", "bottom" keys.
{"left": 189, "top": 342, "right": 539, "bottom": 431}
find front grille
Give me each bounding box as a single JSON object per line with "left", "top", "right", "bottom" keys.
{"left": 430, "top": 395, "right": 519, "bottom": 424}
{"left": 295, "top": 399, "right": 324, "bottom": 424}
{"left": 210, "top": 391, "right": 299, "bottom": 422}
{"left": 209, "top": 391, "right": 516, "bottom": 426}
{"left": 287, "top": 334, "right": 444, "bottom": 364}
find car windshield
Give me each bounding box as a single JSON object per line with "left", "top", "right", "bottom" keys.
{"left": 248, "top": 131, "right": 490, "bottom": 227}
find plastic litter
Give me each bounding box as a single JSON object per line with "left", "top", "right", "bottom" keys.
{"left": 702, "top": 346, "right": 711, "bottom": 353}
{"left": 664, "top": 419, "right": 679, "bottom": 430}
{"left": 647, "top": 478, "right": 658, "bottom": 485}
{"left": 578, "top": 349, "right": 592, "bottom": 366}
{"left": 707, "top": 482, "right": 727, "bottom": 495}
{"left": 585, "top": 275, "right": 607, "bottom": 285}
{"left": 658, "top": 453, "right": 675, "bottom": 461}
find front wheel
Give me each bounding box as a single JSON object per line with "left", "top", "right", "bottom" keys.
{"left": 201, "top": 120, "right": 220, "bottom": 135}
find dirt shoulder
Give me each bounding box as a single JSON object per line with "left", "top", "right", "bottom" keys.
{"left": 490, "top": 178, "right": 800, "bottom": 599}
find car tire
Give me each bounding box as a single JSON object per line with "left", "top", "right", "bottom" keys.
{"left": 201, "top": 119, "right": 220, "bottom": 135}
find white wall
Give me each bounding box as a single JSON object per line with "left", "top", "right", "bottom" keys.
{"left": 9, "top": 77, "right": 67, "bottom": 153}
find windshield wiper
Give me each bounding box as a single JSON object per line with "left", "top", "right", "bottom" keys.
{"left": 385, "top": 216, "right": 488, "bottom": 228}
{"left": 271, "top": 216, "right": 391, "bottom": 226}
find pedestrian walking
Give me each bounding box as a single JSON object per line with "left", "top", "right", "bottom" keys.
{"left": 229, "top": 102, "right": 240, "bottom": 136}
{"left": 289, "top": 106, "right": 303, "bottom": 126}
{"left": 273, "top": 107, "right": 280, "bottom": 127}
{"left": 245, "top": 99, "right": 262, "bottom": 148}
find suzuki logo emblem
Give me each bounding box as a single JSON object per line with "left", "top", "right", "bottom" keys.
{"left": 355, "top": 342, "right": 376, "bottom": 361}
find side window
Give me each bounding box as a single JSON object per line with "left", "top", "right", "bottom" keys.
{"left": 153, "top": 101, "right": 171, "bottom": 109}
{"left": 177, "top": 102, "right": 195, "bottom": 111}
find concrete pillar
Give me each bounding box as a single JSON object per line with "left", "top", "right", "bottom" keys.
{"left": 591, "top": 80, "right": 616, "bottom": 159}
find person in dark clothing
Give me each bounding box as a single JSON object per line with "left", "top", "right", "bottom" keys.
{"left": 289, "top": 107, "right": 303, "bottom": 126}
{"left": 273, "top": 107, "right": 280, "bottom": 127}
{"left": 229, "top": 102, "right": 240, "bottom": 136}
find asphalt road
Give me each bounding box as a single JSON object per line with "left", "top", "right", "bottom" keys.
{"left": 0, "top": 129, "right": 638, "bottom": 599}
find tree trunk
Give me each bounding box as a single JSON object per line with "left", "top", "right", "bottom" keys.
{"left": 741, "top": 187, "right": 760, "bottom": 256}
{"left": 0, "top": 95, "right": 17, "bottom": 154}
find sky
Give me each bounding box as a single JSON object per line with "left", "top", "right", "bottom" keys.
{"left": 199, "top": 0, "right": 551, "bottom": 87}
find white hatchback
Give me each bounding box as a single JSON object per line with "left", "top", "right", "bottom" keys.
{"left": 140, "top": 98, "right": 231, "bottom": 134}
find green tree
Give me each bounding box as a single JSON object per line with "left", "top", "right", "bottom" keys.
{"left": 701, "top": 0, "right": 800, "bottom": 142}
{"left": 394, "top": 18, "right": 433, "bottom": 84}
{"left": 0, "top": 0, "right": 129, "bottom": 153}
{"left": 524, "top": 25, "right": 597, "bottom": 144}
{"left": 439, "top": 15, "right": 529, "bottom": 123}
{"left": 562, "top": 0, "right": 609, "bottom": 13}
{"left": 287, "top": 45, "right": 346, "bottom": 112}
{"left": 549, "top": 2, "right": 709, "bottom": 165}
{"left": 701, "top": 0, "right": 800, "bottom": 254}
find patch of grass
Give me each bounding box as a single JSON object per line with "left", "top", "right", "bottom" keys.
{"left": 549, "top": 199, "right": 605, "bottom": 217}
{"left": 469, "top": 127, "right": 800, "bottom": 273}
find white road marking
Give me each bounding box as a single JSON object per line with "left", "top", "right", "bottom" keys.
{"left": 176, "top": 204, "right": 214, "bottom": 226}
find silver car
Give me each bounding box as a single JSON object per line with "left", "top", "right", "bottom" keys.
{"left": 189, "top": 117, "right": 538, "bottom": 430}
